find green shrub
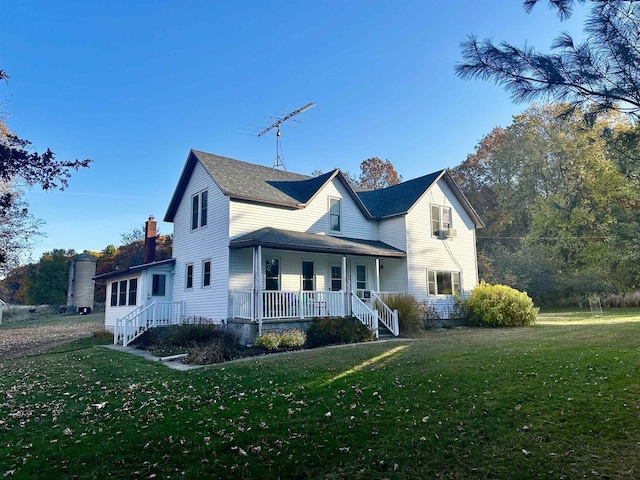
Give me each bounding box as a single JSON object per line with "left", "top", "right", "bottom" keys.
{"left": 466, "top": 282, "right": 538, "bottom": 327}
{"left": 307, "top": 317, "right": 374, "bottom": 348}
{"left": 254, "top": 331, "right": 281, "bottom": 350}
{"left": 279, "top": 329, "right": 306, "bottom": 348}
{"left": 381, "top": 294, "right": 423, "bottom": 334}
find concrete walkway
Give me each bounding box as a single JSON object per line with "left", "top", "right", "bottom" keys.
{"left": 102, "top": 344, "right": 204, "bottom": 371}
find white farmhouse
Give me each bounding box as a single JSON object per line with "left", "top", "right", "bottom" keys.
{"left": 97, "top": 150, "right": 484, "bottom": 345}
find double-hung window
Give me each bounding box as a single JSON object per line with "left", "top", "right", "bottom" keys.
{"left": 191, "top": 190, "right": 208, "bottom": 230}
{"left": 265, "top": 258, "right": 280, "bottom": 290}
{"left": 329, "top": 197, "right": 342, "bottom": 233}
{"left": 202, "top": 260, "right": 211, "bottom": 287}
{"left": 186, "top": 264, "right": 194, "bottom": 289}
{"left": 302, "top": 261, "right": 314, "bottom": 291}
{"left": 330, "top": 266, "right": 342, "bottom": 291}
{"left": 431, "top": 204, "right": 452, "bottom": 237}
{"left": 427, "top": 270, "right": 461, "bottom": 295}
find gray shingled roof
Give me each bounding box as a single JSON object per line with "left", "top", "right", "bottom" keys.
{"left": 229, "top": 227, "right": 406, "bottom": 258}
{"left": 165, "top": 150, "right": 483, "bottom": 228}
{"left": 165, "top": 151, "right": 355, "bottom": 222}
{"left": 358, "top": 170, "right": 444, "bottom": 218}
{"left": 194, "top": 150, "right": 332, "bottom": 206}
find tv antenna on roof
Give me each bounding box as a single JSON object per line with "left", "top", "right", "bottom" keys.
{"left": 258, "top": 102, "right": 315, "bottom": 171}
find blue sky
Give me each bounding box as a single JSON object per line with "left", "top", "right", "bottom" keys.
{"left": 0, "top": 0, "right": 587, "bottom": 261}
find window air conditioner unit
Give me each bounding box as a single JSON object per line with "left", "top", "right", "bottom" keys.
{"left": 437, "top": 229, "right": 457, "bottom": 239}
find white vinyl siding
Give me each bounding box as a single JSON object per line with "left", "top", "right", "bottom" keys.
{"left": 171, "top": 162, "right": 229, "bottom": 321}
{"left": 405, "top": 178, "right": 479, "bottom": 308}
{"left": 102, "top": 262, "right": 175, "bottom": 332}
{"left": 229, "top": 178, "right": 376, "bottom": 240}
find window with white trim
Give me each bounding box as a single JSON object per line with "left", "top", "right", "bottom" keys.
{"left": 191, "top": 190, "right": 208, "bottom": 230}
{"left": 356, "top": 265, "right": 367, "bottom": 290}
{"left": 186, "top": 264, "right": 194, "bottom": 289}
{"left": 329, "top": 197, "right": 342, "bottom": 233}
{"left": 302, "top": 261, "right": 314, "bottom": 291}
{"left": 128, "top": 278, "right": 138, "bottom": 305}
{"left": 330, "top": 265, "right": 342, "bottom": 291}
{"left": 427, "top": 270, "right": 461, "bottom": 295}
{"left": 431, "top": 204, "right": 452, "bottom": 237}
{"left": 110, "top": 282, "right": 118, "bottom": 306}
{"left": 265, "top": 258, "right": 280, "bottom": 290}
{"left": 202, "top": 260, "right": 211, "bottom": 287}
{"left": 111, "top": 278, "right": 138, "bottom": 306}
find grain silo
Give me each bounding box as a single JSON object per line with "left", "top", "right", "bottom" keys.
{"left": 66, "top": 251, "right": 97, "bottom": 314}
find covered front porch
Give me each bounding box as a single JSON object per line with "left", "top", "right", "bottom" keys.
{"left": 228, "top": 227, "right": 407, "bottom": 337}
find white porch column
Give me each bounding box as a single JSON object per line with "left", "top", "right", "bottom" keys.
{"left": 375, "top": 258, "right": 380, "bottom": 293}
{"left": 342, "top": 255, "right": 347, "bottom": 316}
{"left": 257, "top": 245, "right": 263, "bottom": 336}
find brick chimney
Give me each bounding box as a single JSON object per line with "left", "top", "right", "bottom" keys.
{"left": 143, "top": 216, "right": 157, "bottom": 264}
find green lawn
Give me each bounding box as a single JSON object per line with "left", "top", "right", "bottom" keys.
{"left": 1, "top": 310, "right": 639, "bottom": 479}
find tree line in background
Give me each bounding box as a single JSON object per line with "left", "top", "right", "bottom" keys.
{"left": 0, "top": 230, "right": 172, "bottom": 305}
{"left": 453, "top": 0, "right": 640, "bottom": 305}
{"left": 453, "top": 103, "right": 640, "bottom": 305}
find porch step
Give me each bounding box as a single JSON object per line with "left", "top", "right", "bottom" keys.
{"left": 378, "top": 324, "right": 395, "bottom": 339}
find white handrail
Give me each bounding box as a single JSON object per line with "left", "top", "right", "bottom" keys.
{"left": 351, "top": 292, "right": 378, "bottom": 338}
{"left": 371, "top": 291, "right": 399, "bottom": 336}
{"left": 115, "top": 301, "right": 184, "bottom": 346}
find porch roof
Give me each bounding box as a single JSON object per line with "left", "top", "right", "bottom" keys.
{"left": 229, "top": 227, "right": 406, "bottom": 258}
{"left": 92, "top": 258, "right": 175, "bottom": 281}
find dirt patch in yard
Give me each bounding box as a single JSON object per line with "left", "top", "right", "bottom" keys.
{"left": 0, "top": 319, "right": 104, "bottom": 360}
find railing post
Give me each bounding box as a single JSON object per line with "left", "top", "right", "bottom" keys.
{"left": 373, "top": 310, "right": 379, "bottom": 339}
{"left": 393, "top": 309, "right": 399, "bottom": 336}
{"left": 114, "top": 318, "right": 119, "bottom": 345}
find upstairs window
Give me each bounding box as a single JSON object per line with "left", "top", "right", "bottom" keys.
{"left": 200, "top": 191, "right": 208, "bottom": 227}
{"left": 431, "top": 204, "right": 452, "bottom": 237}
{"left": 191, "top": 190, "right": 208, "bottom": 230}
{"left": 191, "top": 195, "right": 199, "bottom": 230}
{"left": 427, "top": 270, "right": 461, "bottom": 295}
{"left": 329, "top": 197, "right": 342, "bottom": 232}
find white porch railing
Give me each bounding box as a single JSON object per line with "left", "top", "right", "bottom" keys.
{"left": 371, "top": 291, "right": 399, "bottom": 336}
{"left": 231, "top": 289, "right": 399, "bottom": 338}
{"left": 233, "top": 290, "right": 346, "bottom": 320}
{"left": 232, "top": 289, "right": 253, "bottom": 319}
{"left": 114, "top": 300, "right": 184, "bottom": 346}
{"left": 351, "top": 292, "right": 379, "bottom": 338}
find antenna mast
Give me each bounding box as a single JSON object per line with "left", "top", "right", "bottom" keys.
{"left": 258, "top": 102, "right": 315, "bottom": 170}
